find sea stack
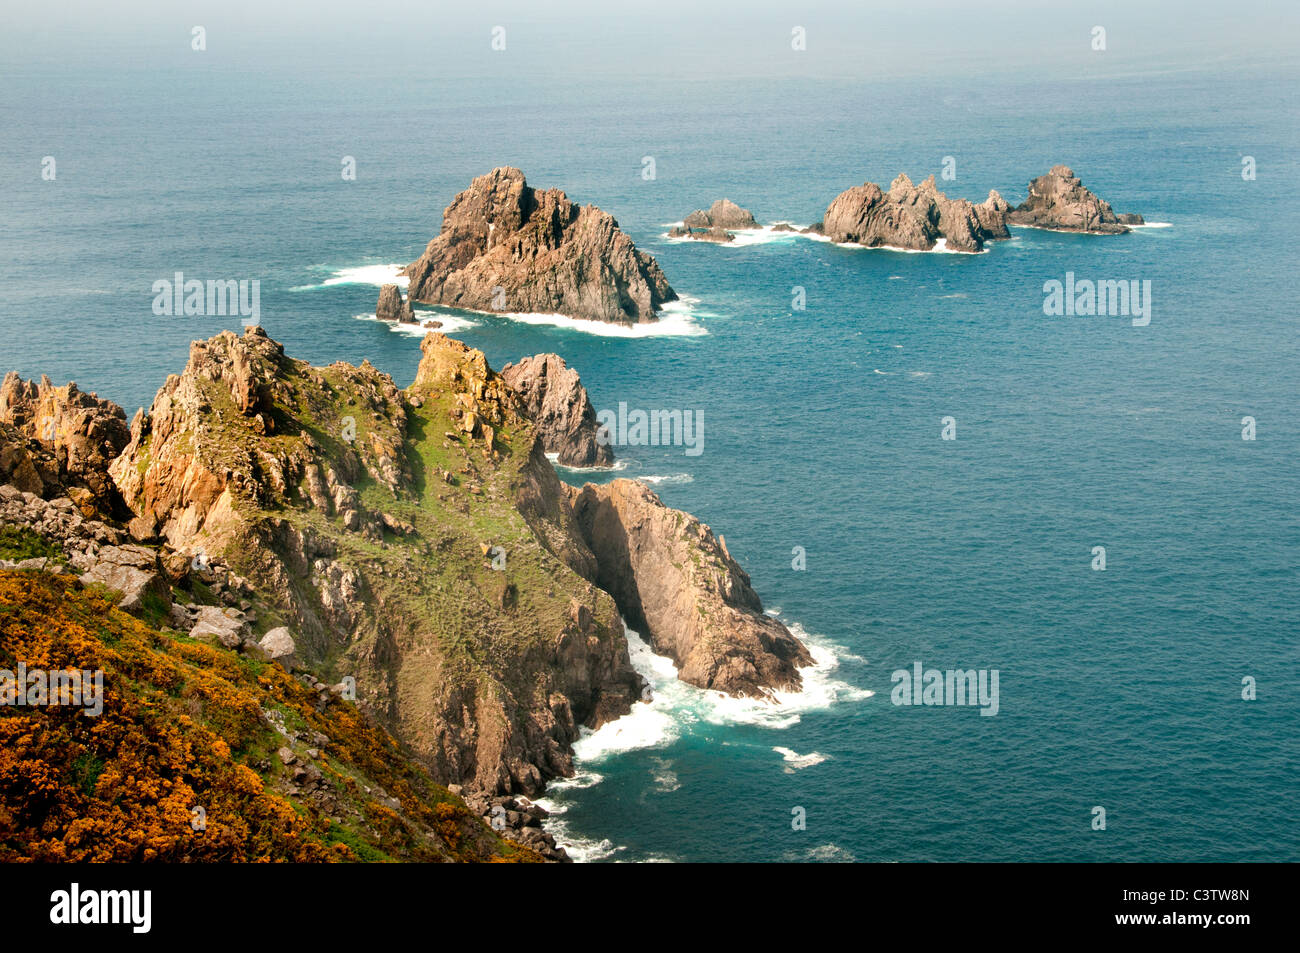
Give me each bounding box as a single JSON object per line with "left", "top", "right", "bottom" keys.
{"left": 820, "top": 173, "right": 1012, "bottom": 252}
{"left": 1007, "top": 165, "right": 1144, "bottom": 233}
{"left": 501, "top": 353, "right": 614, "bottom": 468}
{"left": 376, "top": 283, "right": 415, "bottom": 323}
{"left": 403, "top": 167, "right": 676, "bottom": 325}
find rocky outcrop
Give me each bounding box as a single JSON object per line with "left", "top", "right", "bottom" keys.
{"left": 376, "top": 283, "right": 415, "bottom": 323}
{"left": 500, "top": 354, "right": 613, "bottom": 468}
{"left": 6, "top": 327, "right": 810, "bottom": 809}
{"left": 108, "top": 325, "right": 643, "bottom": 796}
{"left": 403, "top": 167, "right": 676, "bottom": 325}
{"left": 669, "top": 199, "right": 759, "bottom": 242}
{"left": 568, "top": 479, "right": 813, "bottom": 699}
{"left": 694, "top": 199, "right": 757, "bottom": 229}
{"left": 821, "top": 173, "right": 1012, "bottom": 252}
{"left": 1007, "top": 165, "right": 1144, "bottom": 233}
{"left": 0, "top": 373, "right": 130, "bottom": 515}
{"left": 80, "top": 543, "right": 171, "bottom": 615}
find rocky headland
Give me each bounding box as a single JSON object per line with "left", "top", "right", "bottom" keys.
{"left": 1006, "top": 165, "right": 1145, "bottom": 233}
{"left": 0, "top": 326, "right": 810, "bottom": 859}
{"left": 402, "top": 167, "right": 676, "bottom": 325}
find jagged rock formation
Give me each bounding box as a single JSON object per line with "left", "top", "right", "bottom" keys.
{"left": 1007, "top": 165, "right": 1144, "bottom": 233}
{"left": 403, "top": 167, "right": 676, "bottom": 325}
{"left": 821, "top": 173, "right": 1012, "bottom": 252}
{"left": 568, "top": 479, "right": 813, "bottom": 699}
{"left": 500, "top": 354, "right": 613, "bottom": 468}
{"left": 669, "top": 198, "right": 760, "bottom": 242}
{"left": 686, "top": 199, "right": 758, "bottom": 230}
{"left": 0, "top": 373, "right": 130, "bottom": 516}
{"left": 376, "top": 283, "right": 415, "bottom": 323}
{"left": 106, "top": 326, "right": 644, "bottom": 796}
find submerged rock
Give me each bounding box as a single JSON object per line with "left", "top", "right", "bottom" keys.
{"left": 404, "top": 167, "right": 676, "bottom": 325}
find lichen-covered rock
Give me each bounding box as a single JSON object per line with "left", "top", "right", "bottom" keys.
{"left": 259, "top": 625, "right": 298, "bottom": 669}
{"left": 403, "top": 167, "right": 676, "bottom": 325}
{"left": 81, "top": 544, "right": 171, "bottom": 615}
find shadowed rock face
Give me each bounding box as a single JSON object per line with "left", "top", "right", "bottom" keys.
{"left": 501, "top": 353, "right": 614, "bottom": 468}
{"left": 403, "top": 167, "right": 676, "bottom": 325}
{"left": 0, "top": 372, "right": 130, "bottom": 516}
{"left": 376, "top": 283, "right": 414, "bottom": 323}
{"left": 1007, "top": 165, "right": 1144, "bottom": 233}
{"left": 567, "top": 479, "right": 813, "bottom": 699}
{"left": 821, "top": 173, "right": 1012, "bottom": 252}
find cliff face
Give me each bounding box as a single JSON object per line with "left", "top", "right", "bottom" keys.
{"left": 568, "top": 479, "right": 813, "bottom": 699}
{"left": 500, "top": 353, "right": 614, "bottom": 468}
{"left": 1007, "top": 165, "right": 1144, "bottom": 233}
{"left": 822, "top": 173, "right": 1012, "bottom": 252}
{"left": 404, "top": 167, "right": 677, "bottom": 325}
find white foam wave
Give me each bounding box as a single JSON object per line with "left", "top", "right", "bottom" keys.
{"left": 550, "top": 455, "right": 630, "bottom": 473}
{"left": 293, "top": 264, "right": 408, "bottom": 291}
{"left": 663, "top": 224, "right": 824, "bottom": 248}
{"left": 1129, "top": 221, "right": 1173, "bottom": 229}
{"left": 637, "top": 473, "right": 694, "bottom": 486}
{"left": 464, "top": 296, "right": 708, "bottom": 338}
{"left": 783, "top": 843, "right": 857, "bottom": 863}
{"left": 354, "top": 312, "right": 479, "bottom": 335}
{"left": 651, "top": 757, "right": 681, "bottom": 792}
{"left": 773, "top": 746, "right": 829, "bottom": 772}
{"left": 833, "top": 237, "right": 982, "bottom": 255}
{"left": 537, "top": 619, "right": 869, "bottom": 859}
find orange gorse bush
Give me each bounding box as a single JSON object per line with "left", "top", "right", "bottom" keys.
{"left": 0, "top": 570, "right": 538, "bottom": 862}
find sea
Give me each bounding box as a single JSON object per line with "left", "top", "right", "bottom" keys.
{"left": 2, "top": 20, "right": 1296, "bottom": 862}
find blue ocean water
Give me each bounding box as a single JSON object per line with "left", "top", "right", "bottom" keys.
{"left": 2, "top": 50, "right": 1297, "bottom": 861}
